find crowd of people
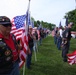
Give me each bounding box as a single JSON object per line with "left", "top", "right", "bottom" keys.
{"left": 26, "top": 25, "right": 50, "bottom": 69}
{"left": 0, "top": 16, "right": 50, "bottom": 75}
{"left": 0, "top": 15, "right": 74, "bottom": 75}
{"left": 0, "top": 16, "right": 20, "bottom": 75}
{"left": 52, "top": 22, "right": 74, "bottom": 62}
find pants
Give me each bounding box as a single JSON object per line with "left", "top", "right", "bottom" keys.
{"left": 0, "top": 61, "right": 20, "bottom": 75}
{"left": 54, "top": 36, "right": 57, "bottom": 45}
{"left": 39, "top": 37, "right": 42, "bottom": 45}
{"left": 33, "top": 40, "right": 38, "bottom": 52}
{"left": 57, "top": 37, "right": 62, "bottom": 50}
{"left": 62, "top": 41, "right": 70, "bottom": 61}
{"left": 26, "top": 47, "right": 33, "bottom": 68}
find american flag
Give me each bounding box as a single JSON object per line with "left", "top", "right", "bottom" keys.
{"left": 67, "top": 50, "right": 76, "bottom": 65}
{"left": 11, "top": 15, "right": 26, "bottom": 40}
{"left": 11, "top": 14, "right": 28, "bottom": 68}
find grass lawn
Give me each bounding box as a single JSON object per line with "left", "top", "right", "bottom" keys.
{"left": 20, "top": 35, "right": 76, "bottom": 75}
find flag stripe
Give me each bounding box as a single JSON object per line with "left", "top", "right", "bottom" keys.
{"left": 67, "top": 50, "right": 76, "bottom": 65}
{"left": 11, "top": 14, "right": 28, "bottom": 68}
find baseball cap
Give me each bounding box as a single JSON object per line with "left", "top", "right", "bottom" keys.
{"left": 69, "top": 22, "right": 74, "bottom": 26}
{"left": 0, "top": 16, "right": 12, "bottom": 27}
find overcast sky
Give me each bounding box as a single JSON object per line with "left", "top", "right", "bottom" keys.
{"left": 0, "top": 0, "right": 75, "bottom": 27}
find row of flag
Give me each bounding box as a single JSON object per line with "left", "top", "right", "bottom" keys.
{"left": 10, "top": 3, "right": 75, "bottom": 69}
{"left": 10, "top": 12, "right": 40, "bottom": 68}
{"left": 10, "top": 4, "right": 34, "bottom": 68}
{"left": 13, "top": 14, "right": 75, "bottom": 66}
{"left": 11, "top": 12, "right": 76, "bottom": 66}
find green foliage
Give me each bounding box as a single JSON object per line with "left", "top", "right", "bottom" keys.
{"left": 20, "top": 36, "right": 76, "bottom": 75}
{"left": 64, "top": 9, "right": 76, "bottom": 31}
{"left": 31, "top": 9, "right": 76, "bottom": 31}
{"left": 31, "top": 17, "right": 56, "bottom": 30}
{"left": 34, "top": 21, "right": 37, "bottom": 27}
{"left": 37, "top": 20, "right": 40, "bottom": 25}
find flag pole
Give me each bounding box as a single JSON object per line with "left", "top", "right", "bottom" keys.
{"left": 75, "top": 0, "right": 76, "bottom": 30}
{"left": 23, "top": 63, "right": 25, "bottom": 75}
{"left": 23, "top": 0, "right": 31, "bottom": 75}
{"left": 34, "top": 48, "right": 37, "bottom": 61}
{"left": 75, "top": 0, "right": 76, "bottom": 9}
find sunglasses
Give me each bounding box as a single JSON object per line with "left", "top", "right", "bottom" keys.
{"left": 2, "top": 24, "right": 12, "bottom": 27}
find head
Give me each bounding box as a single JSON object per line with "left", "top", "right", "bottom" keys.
{"left": 34, "top": 27, "right": 37, "bottom": 31}
{"left": 29, "top": 25, "right": 33, "bottom": 34}
{"left": 59, "top": 26, "right": 62, "bottom": 29}
{"left": 64, "top": 26, "right": 67, "bottom": 30}
{"left": 68, "top": 22, "right": 74, "bottom": 29}
{"left": 0, "top": 16, "right": 12, "bottom": 36}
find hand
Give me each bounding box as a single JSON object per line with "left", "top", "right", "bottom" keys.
{"left": 64, "top": 41, "right": 67, "bottom": 44}
{"left": 17, "top": 44, "right": 22, "bottom": 50}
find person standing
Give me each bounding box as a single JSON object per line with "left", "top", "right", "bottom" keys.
{"left": 57, "top": 26, "right": 63, "bottom": 50}
{"left": 61, "top": 22, "right": 74, "bottom": 62}
{"left": 39, "top": 28, "right": 43, "bottom": 45}
{"left": 54, "top": 27, "right": 58, "bottom": 45}
{"left": 33, "top": 27, "right": 38, "bottom": 52}
{"left": 0, "top": 16, "right": 20, "bottom": 75}
{"left": 26, "top": 26, "right": 35, "bottom": 69}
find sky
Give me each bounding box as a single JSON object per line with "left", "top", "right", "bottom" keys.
{"left": 0, "top": 0, "right": 75, "bottom": 27}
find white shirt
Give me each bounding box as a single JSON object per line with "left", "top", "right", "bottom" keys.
{"left": 59, "top": 29, "right": 63, "bottom": 38}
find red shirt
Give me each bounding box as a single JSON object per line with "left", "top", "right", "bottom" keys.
{"left": 0, "top": 33, "right": 18, "bottom": 61}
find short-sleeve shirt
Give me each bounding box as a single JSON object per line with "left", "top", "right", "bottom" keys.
{"left": 0, "top": 33, "right": 18, "bottom": 61}
{"left": 62, "top": 28, "right": 71, "bottom": 41}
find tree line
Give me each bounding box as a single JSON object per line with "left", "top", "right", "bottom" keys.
{"left": 64, "top": 9, "right": 76, "bottom": 31}
{"left": 31, "top": 9, "right": 76, "bottom": 31}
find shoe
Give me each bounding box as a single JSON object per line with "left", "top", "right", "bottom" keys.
{"left": 26, "top": 66, "right": 32, "bottom": 69}
{"left": 63, "top": 59, "right": 67, "bottom": 62}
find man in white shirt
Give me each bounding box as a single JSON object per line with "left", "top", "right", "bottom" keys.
{"left": 57, "top": 26, "right": 63, "bottom": 50}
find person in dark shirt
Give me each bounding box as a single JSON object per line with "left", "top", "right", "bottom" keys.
{"left": 0, "top": 16, "right": 20, "bottom": 75}
{"left": 26, "top": 26, "right": 35, "bottom": 69}
{"left": 33, "top": 28, "right": 38, "bottom": 52}
{"left": 54, "top": 27, "right": 58, "bottom": 45}
{"left": 61, "top": 22, "right": 74, "bottom": 62}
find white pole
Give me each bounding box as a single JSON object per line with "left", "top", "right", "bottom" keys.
{"left": 34, "top": 50, "right": 37, "bottom": 61}
{"left": 36, "top": 40, "right": 38, "bottom": 52}
{"left": 23, "top": 0, "right": 31, "bottom": 75}
{"left": 75, "top": 0, "right": 76, "bottom": 9}
{"left": 33, "top": 46, "right": 37, "bottom": 61}
{"left": 23, "top": 63, "right": 25, "bottom": 75}
{"left": 33, "top": 40, "right": 38, "bottom": 61}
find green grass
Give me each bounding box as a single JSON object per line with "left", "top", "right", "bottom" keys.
{"left": 20, "top": 35, "right": 76, "bottom": 75}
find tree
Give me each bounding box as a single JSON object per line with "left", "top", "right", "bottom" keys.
{"left": 31, "top": 17, "right": 56, "bottom": 30}
{"left": 64, "top": 9, "right": 76, "bottom": 31}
